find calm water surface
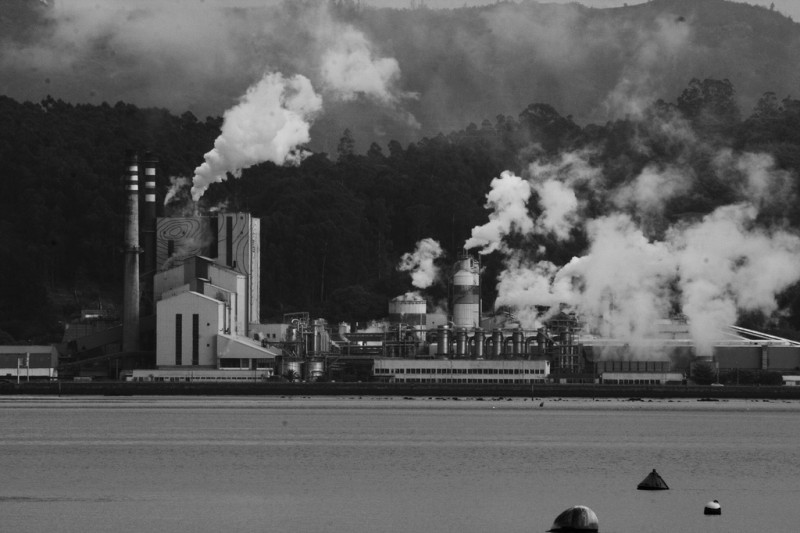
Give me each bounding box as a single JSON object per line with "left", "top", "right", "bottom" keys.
{"left": 1, "top": 396, "right": 799, "bottom": 533}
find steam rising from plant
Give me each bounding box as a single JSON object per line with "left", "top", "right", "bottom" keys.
{"left": 190, "top": 73, "right": 322, "bottom": 201}
{"left": 398, "top": 238, "right": 444, "bottom": 289}
{"left": 464, "top": 171, "right": 533, "bottom": 254}
{"left": 467, "top": 145, "right": 800, "bottom": 355}
{"left": 181, "top": 4, "right": 415, "bottom": 203}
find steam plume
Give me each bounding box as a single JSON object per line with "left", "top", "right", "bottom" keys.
{"left": 190, "top": 72, "right": 322, "bottom": 202}
{"left": 464, "top": 171, "right": 533, "bottom": 254}
{"left": 398, "top": 238, "right": 444, "bottom": 289}
{"left": 475, "top": 148, "right": 800, "bottom": 355}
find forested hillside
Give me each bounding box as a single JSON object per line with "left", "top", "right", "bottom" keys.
{"left": 2, "top": 0, "right": 800, "bottom": 151}
{"left": 3, "top": 77, "right": 800, "bottom": 344}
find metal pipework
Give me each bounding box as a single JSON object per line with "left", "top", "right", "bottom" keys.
{"left": 122, "top": 150, "right": 140, "bottom": 353}
{"left": 512, "top": 328, "right": 525, "bottom": 358}
{"left": 436, "top": 325, "right": 451, "bottom": 357}
{"left": 503, "top": 336, "right": 514, "bottom": 359}
{"left": 525, "top": 335, "right": 539, "bottom": 357}
{"left": 471, "top": 328, "right": 485, "bottom": 359}
{"left": 455, "top": 328, "right": 468, "bottom": 358}
{"left": 491, "top": 328, "right": 504, "bottom": 359}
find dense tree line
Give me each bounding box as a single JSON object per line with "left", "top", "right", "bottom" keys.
{"left": 3, "top": 78, "right": 800, "bottom": 343}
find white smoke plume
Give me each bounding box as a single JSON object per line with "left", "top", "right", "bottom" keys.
{"left": 527, "top": 152, "right": 601, "bottom": 239}
{"left": 311, "top": 8, "right": 420, "bottom": 128}
{"left": 164, "top": 176, "right": 192, "bottom": 210}
{"left": 320, "top": 25, "right": 406, "bottom": 105}
{"left": 611, "top": 163, "right": 693, "bottom": 221}
{"left": 190, "top": 72, "right": 322, "bottom": 202}
{"left": 674, "top": 204, "right": 800, "bottom": 354}
{"left": 398, "top": 238, "right": 444, "bottom": 289}
{"left": 464, "top": 171, "right": 533, "bottom": 254}
{"left": 478, "top": 148, "right": 800, "bottom": 355}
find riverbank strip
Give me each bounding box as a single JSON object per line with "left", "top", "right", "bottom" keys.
{"left": 2, "top": 382, "right": 800, "bottom": 399}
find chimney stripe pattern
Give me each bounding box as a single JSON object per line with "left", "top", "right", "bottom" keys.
{"left": 122, "top": 151, "right": 141, "bottom": 352}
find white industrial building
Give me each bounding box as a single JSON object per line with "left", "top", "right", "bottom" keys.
{"left": 373, "top": 358, "right": 549, "bottom": 384}
{"left": 143, "top": 212, "right": 279, "bottom": 379}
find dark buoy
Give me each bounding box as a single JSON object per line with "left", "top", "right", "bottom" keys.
{"left": 637, "top": 468, "right": 669, "bottom": 490}
{"left": 547, "top": 505, "right": 599, "bottom": 532}
{"left": 704, "top": 500, "right": 721, "bottom": 515}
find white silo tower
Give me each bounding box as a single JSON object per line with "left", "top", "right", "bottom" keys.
{"left": 452, "top": 253, "right": 480, "bottom": 328}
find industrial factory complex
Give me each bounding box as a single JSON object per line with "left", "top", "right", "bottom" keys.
{"left": 4, "top": 152, "right": 800, "bottom": 388}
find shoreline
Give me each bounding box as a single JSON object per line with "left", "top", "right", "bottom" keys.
{"left": 3, "top": 381, "right": 800, "bottom": 400}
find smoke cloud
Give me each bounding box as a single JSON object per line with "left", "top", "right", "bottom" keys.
{"left": 190, "top": 72, "right": 322, "bottom": 202}
{"left": 464, "top": 171, "right": 534, "bottom": 254}
{"left": 473, "top": 145, "right": 800, "bottom": 355}
{"left": 398, "top": 238, "right": 444, "bottom": 289}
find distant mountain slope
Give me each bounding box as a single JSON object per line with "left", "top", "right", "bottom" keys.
{"left": 1, "top": 0, "right": 798, "bottom": 151}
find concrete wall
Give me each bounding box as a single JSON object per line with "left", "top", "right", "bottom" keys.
{"left": 766, "top": 346, "right": 800, "bottom": 370}
{"left": 207, "top": 264, "right": 246, "bottom": 335}
{"left": 156, "top": 291, "right": 223, "bottom": 368}
{"left": 216, "top": 213, "right": 259, "bottom": 329}
{"left": 714, "top": 346, "right": 762, "bottom": 370}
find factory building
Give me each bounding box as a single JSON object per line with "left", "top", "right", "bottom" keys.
{"left": 0, "top": 346, "right": 59, "bottom": 381}
{"left": 40, "top": 151, "right": 800, "bottom": 386}
{"left": 374, "top": 358, "right": 548, "bottom": 384}
{"left": 143, "top": 213, "right": 277, "bottom": 379}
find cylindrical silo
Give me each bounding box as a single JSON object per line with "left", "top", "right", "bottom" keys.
{"left": 491, "top": 329, "right": 503, "bottom": 359}
{"left": 452, "top": 255, "right": 480, "bottom": 329}
{"left": 437, "top": 325, "right": 451, "bottom": 357}
{"left": 455, "top": 328, "right": 468, "bottom": 358}
{"left": 472, "top": 328, "right": 485, "bottom": 359}
{"left": 512, "top": 328, "right": 525, "bottom": 358}
{"left": 388, "top": 295, "right": 427, "bottom": 327}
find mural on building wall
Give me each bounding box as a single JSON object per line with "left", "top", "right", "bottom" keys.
{"left": 156, "top": 217, "right": 214, "bottom": 271}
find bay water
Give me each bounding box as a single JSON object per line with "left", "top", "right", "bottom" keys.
{"left": 2, "top": 396, "right": 799, "bottom": 533}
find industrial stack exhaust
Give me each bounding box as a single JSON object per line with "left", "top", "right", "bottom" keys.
{"left": 141, "top": 152, "right": 158, "bottom": 316}
{"left": 122, "top": 150, "right": 140, "bottom": 353}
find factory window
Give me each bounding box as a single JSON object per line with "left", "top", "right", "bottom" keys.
{"left": 175, "top": 314, "right": 182, "bottom": 365}
{"left": 192, "top": 314, "right": 199, "bottom": 365}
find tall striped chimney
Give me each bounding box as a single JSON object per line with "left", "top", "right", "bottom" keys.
{"left": 122, "top": 150, "right": 140, "bottom": 353}
{"left": 141, "top": 153, "right": 158, "bottom": 315}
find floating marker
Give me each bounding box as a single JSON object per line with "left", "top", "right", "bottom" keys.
{"left": 637, "top": 468, "right": 669, "bottom": 490}
{"left": 704, "top": 500, "right": 721, "bottom": 515}
{"left": 548, "top": 505, "right": 599, "bottom": 532}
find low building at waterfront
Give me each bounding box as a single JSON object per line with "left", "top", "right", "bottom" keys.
{"left": 373, "top": 358, "right": 549, "bottom": 384}
{"left": 0, "top": 346, "right": 58, "bottom": 380}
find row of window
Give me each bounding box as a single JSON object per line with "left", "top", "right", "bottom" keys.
{"left": 375, "top": 367, "right": 546, "bottom": 375}
{"left": 393, "top": 378, "right": 546, "bottom": 384}
{"left": 128, "top": 376, "right": 264, "bottom": 382}
{"left": 602, "top": 379, "right": 663, "bottom": 385}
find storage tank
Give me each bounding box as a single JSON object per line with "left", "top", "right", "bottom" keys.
{"left": 455, "top": 328, "right": 468, "bottom": 358}
{"left": 437, "top": 325, "right": 451, "bottom": 357}
{"left": 304, "top": 359, "right": 325, "bottom": 381}
{"left": 472, "top": 328, "right": 485, "bottom": 359}
{"left": 452, "top": 255, "right": 480, "bottom": 328}
{"left": 276, "top": 357, "right": 303, "bottom": 381}
{"left": 388, "top": 295, "right": 427, "bottom": 326}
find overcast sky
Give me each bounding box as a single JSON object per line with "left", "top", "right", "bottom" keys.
{"left": 56, "top": 0, "right": 800, "bottom": 21}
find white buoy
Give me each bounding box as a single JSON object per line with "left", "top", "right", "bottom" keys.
{"left": 548, "top": 505, "right": 599, "bottom": 532}
{"left": 704, "top": 500, "right": 721, "bottom": 515}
